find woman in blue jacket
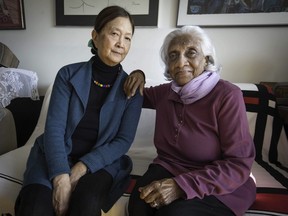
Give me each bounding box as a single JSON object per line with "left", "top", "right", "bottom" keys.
{"left": 15, "top": 6, "right": 143, "bottom": 216}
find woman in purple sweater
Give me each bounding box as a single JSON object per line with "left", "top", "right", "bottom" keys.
{"left": 125, "top": 26, "right": 256, "bottom": 216}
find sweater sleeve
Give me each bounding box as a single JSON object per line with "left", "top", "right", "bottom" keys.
{"left": 80, "top": 91, "right": 143, "bottom": 173}
{"left": 43, "top": 68, "right": 72, "bottom": 180}
{"left": 174, "top": 87, "right": 255, "bottom": 199}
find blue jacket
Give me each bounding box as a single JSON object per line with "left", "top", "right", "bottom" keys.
{"left": 23, "top": 57, "right": 143, "bottom": 211}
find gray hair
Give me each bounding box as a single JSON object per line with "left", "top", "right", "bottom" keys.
{"left": 160, "top": 26, "right": 220, "bottom": 80}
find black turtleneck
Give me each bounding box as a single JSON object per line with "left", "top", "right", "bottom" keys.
{"left": 70, "top": 55, "right": 120, "bottom": 161}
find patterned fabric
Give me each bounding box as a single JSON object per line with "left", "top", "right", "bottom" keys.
{"left": 248, "top": 188, "right": 288, "bottom": 215}
{"left": 0, "top": 68, "right": 39, "bottom": 108}
{"left": 242, "top": 84, "right": 288, "bottom": 188}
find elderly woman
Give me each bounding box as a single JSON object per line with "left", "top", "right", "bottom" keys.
{"left": 15, "top": 6, "right": 143, "bottom": 216}
{"left": 125, "top": 26, "right": 256, "bottom": 216}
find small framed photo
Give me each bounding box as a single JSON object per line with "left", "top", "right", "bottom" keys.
{"left": 56, "top": 0, "right": 159, "bottom": 27}
{"left": 0, "top": 0, "right": 25, "bottom": 30}
{"left": 177, "top": 0, "right": 288, "bottom": 27}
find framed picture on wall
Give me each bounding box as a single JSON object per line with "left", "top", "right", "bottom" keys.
{"left": 177, "top": 0, "right": 288, "bottom": 27}
{"left": 0, "top": 0, "right": 25, "bottom": 30}
{"left": 56, "top": 0, "right": 159, "bottom": 27}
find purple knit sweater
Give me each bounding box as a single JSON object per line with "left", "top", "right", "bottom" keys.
{"left": 143, "top": 79, "right": 256, "bottom": 216}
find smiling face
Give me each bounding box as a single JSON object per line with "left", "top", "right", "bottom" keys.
{"left": 167, "top": 34, "right": 207, "bottom": 86}
{"left": 92, "top": 16, "right": 133, "bottom": 66}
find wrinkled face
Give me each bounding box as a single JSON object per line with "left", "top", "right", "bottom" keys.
{"left": 167, "top": 34, "right": 207, "bottom": 86}
{"left": 92, "top": 17, "right": 133, "bottom": 66}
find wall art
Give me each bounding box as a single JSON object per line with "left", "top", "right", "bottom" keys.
{"left": 56, "top": 0, "right": 159, "bottom": 26}
{"left": 177, "top": 0, "right": 288, "bottom": 27}
{"left": 0, "top": 0, "right": 25, "bottom": 30}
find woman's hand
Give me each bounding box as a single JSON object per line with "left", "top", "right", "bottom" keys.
{"left": 52, "top": 174, "right": 72, "bottom": 216}
{"left": 139, "top": 178, "right": 185, "bottom": 208}
{"left": 70, "top": 161, "right": 88, "bottom": 191}
{"left": 124, "top": 70, "right": 145, "bottom": 99}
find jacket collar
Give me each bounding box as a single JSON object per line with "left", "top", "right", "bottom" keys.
{"left": 69, "top": 57, "right": 126, "bottom": 107}
{"left": 70, "top": 57, "right": 93, "bottom": 107}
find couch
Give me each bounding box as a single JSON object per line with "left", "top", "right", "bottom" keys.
{"left": 0, "top": 108, "right": 17, "bottom": 155}
{"left": 0, "top": 81, "right": 288, "bottom": 216}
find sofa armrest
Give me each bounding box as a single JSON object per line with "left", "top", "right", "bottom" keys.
{"left": 0, "top": 108, "right": 17, "bottom": 154}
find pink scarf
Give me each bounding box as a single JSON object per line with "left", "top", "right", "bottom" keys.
{"left": 171, "top": 71, "right": 220, "bottom": 104}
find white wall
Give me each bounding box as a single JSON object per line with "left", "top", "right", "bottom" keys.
{"left": 1, "top": 0, "right": 288, "bottom": 95}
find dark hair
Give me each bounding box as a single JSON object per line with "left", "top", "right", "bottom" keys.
{"left": 94, "top": 5, "right": 135, "bottom": 35}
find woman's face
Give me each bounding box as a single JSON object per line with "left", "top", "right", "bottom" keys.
{"left": 92, "top": 17, "right": 133, "bottom": 66}
{"left": 167, "top": 34, "right": 207, "bottom": 86}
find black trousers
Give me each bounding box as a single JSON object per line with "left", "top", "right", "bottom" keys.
{"left": 15, "top": 169, "right": 113, "bottom": 216}
{"left": 128, "top": 164, "right": 235, "bottom": 216}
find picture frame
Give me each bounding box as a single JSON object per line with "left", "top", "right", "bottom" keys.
{"left": 0, "top": 0, "right": 25, "bottom": 30}
{"left": 177, "top": 0, "right": 288, "bottom": 27}
{"left": 56, "top": 0, "right": 159, "bottom": 27}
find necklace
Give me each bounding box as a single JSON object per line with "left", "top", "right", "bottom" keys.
{"left": 91, "top": 65, "right": 121, "bottom": 88}
{"left": 92, "top": 72, "right": 114, "bottom": 88}
{"left": 93, "top": 80, "right": 112, "bottom": 88}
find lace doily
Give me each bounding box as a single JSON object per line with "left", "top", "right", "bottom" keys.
{"left": 0, "top": 67, "right": 39, "bottom": 108}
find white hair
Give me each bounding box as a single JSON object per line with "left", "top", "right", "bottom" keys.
{"left": 160, "top": 26, "right": 221, "bottom": 80}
